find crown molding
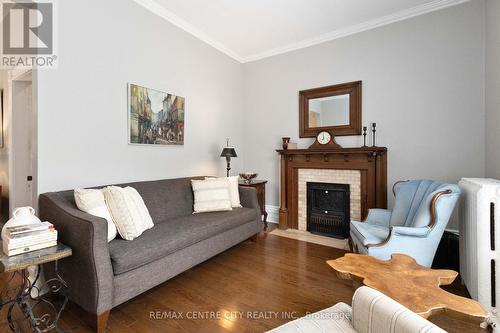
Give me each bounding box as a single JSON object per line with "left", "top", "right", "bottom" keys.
{"left": 133, "top": 0, "right": 470, "bottom": 64}
{"left": 131, "top": 0, "right": 245, "bottom": 62}
{"left": 242, "top": 0, "right": 471, "bottom": 62}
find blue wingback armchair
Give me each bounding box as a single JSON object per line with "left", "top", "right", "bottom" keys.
{"left": 349, "top": 179, "right": 461, "bottom": 267}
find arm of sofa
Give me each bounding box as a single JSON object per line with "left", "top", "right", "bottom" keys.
{"left": 239, "top": 187, "right": 263, "bottom": 232}
{"left": 239, "top": 186, "right": 260, "bottom": 211}
{"left": 352, "top": 286, "right": 446, "bottom": 333}
{"left": 39, "top": 193, "right": 114, "bottom": 316}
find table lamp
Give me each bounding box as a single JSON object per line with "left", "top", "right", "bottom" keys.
{"left": 220, "top": 138, "right": 237, "bottom": 177}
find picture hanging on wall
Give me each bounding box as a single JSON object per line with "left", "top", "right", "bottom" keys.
{"left": 128, "top": 83, "right": 185, "bottom": 145}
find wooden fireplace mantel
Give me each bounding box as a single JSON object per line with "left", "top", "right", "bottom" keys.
{"left": 276, "top": 146, "right": 387, "bottom": 230}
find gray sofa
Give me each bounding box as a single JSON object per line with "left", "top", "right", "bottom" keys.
{"left": 39, "top": 177, "right": 262, "bottom": 332}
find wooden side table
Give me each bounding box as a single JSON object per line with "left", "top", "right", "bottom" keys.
{"left": 0, "top": 242, "right": 72, "bottom": 332}
{"left": 239, "top": 180, "right": 268, "bottom": 230}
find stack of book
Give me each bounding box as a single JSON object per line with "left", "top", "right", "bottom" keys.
{"left": 2, "top": 222, "right": 58, "bottom": 256}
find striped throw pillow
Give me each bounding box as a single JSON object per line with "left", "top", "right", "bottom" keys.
{"left": 191, "top": 179, "right": 232, "bottom": 213}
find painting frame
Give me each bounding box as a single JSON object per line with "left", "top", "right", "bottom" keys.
{"left": 127, "top": 83, "right": 185, "bottom": 146}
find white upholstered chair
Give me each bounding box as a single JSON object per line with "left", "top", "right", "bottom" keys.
{"left": 267, "top": 286, "right": 446, "bottom": 333}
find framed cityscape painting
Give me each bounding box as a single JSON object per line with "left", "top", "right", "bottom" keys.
{"left": 128, "top": 83, "right": 185, "bottom": 145}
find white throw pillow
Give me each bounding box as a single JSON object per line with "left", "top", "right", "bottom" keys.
{"left": 74, "top": 188, "right": 117, "bottom": 242}
{"left": 124, "top": 187, "right": 154, "bottom": 231}
{"left": 205, "top": 176, "right": 241, "bottom": 208}
{"left": 191, "top": 179, "right": 232, "bottom": 213}
{"left": 104, "top": 186, "right": 147, "bottom": 240}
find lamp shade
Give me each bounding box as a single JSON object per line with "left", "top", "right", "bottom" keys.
{"left": 220, "top": 147, "right": 237, "bottom": 158}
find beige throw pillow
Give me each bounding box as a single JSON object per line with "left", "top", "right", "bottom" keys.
{"left": 125, "top": 187, "right": 154, "bottom": 231}
{"left": 74, "top": 188, "right": 117, "bottom": 242}
{"left": 205, "top": 176, "right": 241, "bottom": 208}
{"left": 104, "top": 186, "right": 153, "bottom": 240}
{"left": 192, "top": 179, "right": 232, "bottom": 213}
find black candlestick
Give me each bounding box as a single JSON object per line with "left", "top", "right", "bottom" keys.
{"left": 362, "top": 126, "right": 367, "bottom": 147}
{"left": 372, "top": 123, "right": 377, "bottom": 147}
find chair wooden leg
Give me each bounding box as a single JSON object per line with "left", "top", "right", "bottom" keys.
{"left": 85, "top": 310, "right": 110, "bottom": 333}
{"left": 348, "top": 237, "right": 354, "bottom": 253}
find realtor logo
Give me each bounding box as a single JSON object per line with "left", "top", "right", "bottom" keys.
{"left": 1, "top": 1, "right": 57, "bottom": 68}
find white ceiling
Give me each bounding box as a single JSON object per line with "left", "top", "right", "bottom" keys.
{"left": 133, "top": 0, "right": 469, "bottom": 63}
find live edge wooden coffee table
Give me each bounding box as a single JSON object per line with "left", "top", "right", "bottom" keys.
{"left": 327, "top": 253, "right": 488, "bottom": 327}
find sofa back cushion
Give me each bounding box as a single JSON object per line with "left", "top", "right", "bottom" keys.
{"left": 118, "top": 177, "right": 200, "bottom": 222}
{"left": 47, "top": 177, "right": 203, "bottom": 224}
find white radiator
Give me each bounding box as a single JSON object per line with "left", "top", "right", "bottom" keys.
{"left": 459, "top": 178, "right": 500, "bottom": 319}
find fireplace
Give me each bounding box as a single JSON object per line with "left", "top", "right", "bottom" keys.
{"left": 276, "top": 147, "right": 387, "bottom": 231}
{"left": 307, "top": 182, "right": 350, "bottom": 239}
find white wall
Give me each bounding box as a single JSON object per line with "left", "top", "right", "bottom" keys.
{"left": 36, "top": 0, "right": 488, "bottom": 232}
{"left": 36, "top": 0, "right": 244, "bottom": 193}
{"left": 242, "top": 0, "right": 486, "bottom": 229}
{"left": 486, "top": 0, "right": 500, "bottom": 179}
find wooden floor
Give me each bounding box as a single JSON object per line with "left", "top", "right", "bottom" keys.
{"left": 1, "top": 226, "right": 487, "bottom": 333}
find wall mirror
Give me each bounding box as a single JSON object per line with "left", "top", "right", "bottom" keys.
{"left": 299, "top": 81, "right": 361, "bottom": 137}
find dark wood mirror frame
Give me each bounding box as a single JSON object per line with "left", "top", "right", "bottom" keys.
{"left": 299, "top": 81, "right": 362, "bottom": 137}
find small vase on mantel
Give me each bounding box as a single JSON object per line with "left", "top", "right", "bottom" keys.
{"left": 282, "top": 137, "right": 291, "bottom": 150}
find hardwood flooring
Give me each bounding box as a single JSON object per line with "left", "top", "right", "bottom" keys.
{"left": 0, "top": 226, "right": 487, "bottom": 333}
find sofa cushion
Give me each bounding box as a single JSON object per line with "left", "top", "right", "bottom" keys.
{"left": 121, "top": 178, "right": 199, "bottom": 222}
{"left": 49, "top": 177, "right": 206, "bottom": 226}
{"left": 108, "top": 207, "right": 258, "bottom": 275}
{"left": 350, "top": 221, "right": 390, "bottom": 246}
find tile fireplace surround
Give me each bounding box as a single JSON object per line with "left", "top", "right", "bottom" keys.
{"left": 276, "top": 147, "right": 388, "bottom": 231}
{"left": 298, "top": 169, "right": 361, "bottom": 231}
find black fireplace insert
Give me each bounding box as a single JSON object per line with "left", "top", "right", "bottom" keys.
{"left": 307, "top": 182, "right": 350, "bottom": 239}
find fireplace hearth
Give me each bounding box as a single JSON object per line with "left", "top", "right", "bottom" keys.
{"left": 307, "top": 182, "right": 350, "bottom": 239}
